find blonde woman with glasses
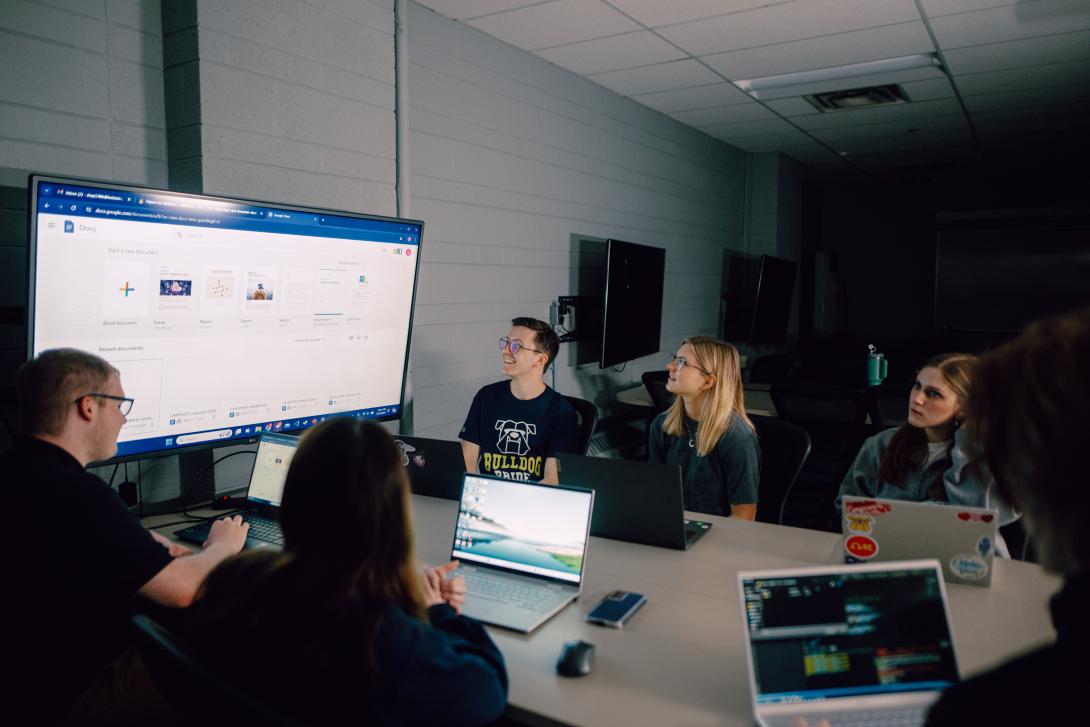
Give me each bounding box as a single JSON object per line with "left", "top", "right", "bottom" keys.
{"left": 648, "top": 336, "right": 759, "bottom": 519}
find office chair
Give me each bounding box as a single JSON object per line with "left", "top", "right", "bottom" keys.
{"left": 640, "top": 370, "right": 673, "bottom": 413}
{"left": 769, "top": 382, "right": 880, "bottom": 531}
{"left": 563, "top": 395, "right": 599, "bottom": 455}
{"left": 750, "top": 415, "right": 811, "bottom": 526}
{"left": 131, "top": 614, "right": 300, "bottom": 727}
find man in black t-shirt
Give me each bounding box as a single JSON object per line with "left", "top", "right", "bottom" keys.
{"left": 0, "top": 349, "right": 249, "bottom": 725}
{"left": 460, "top": 317, "right": 579, "bottom": 483}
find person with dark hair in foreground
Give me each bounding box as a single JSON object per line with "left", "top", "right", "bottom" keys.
{"left": 188, "top": 418, "right": 508, "bottom": 726}
{"left": 0, "top": 348, "right": 248, "bottom": 725}
{"left": 461, "top": 316, "right": 578, "bottom": 484}
{"left": 836, "top": 353, "right": 1016, "bottom": 527}
{"left": 926, "top": 307, "right": 1090, "bottom": 724}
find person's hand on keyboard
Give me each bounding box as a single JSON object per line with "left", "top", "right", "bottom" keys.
{"left": 204, "top": 515, "right": 249, "bottom": 554}
{"left": 422, "top": 561, "right": 466, "bottom": 614}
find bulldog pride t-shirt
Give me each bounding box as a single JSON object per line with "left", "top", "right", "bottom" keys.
{"left": 460, "top": 381, "right": 579, "bottom": 481}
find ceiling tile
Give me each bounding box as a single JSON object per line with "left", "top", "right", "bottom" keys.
{"left": 942, "top": 29, "right": 1090, "bottom": 75}
{"left": 702, "top": 117, "right": 799, "bottom": 138}
{"left": 589, "top": 59, "right": 721, "bottom": 96}
{"left": 918, "top": 0, "right": 1019, "bottom": 17}
{"left": 536, "top": 31, "right": 685, "bottom": 75}
{"left": 900, "top": 77, "right": 957, "bottom": 101}
{"left": 466, "top": 0, "right": 640, "bottom": 51}
{"left": 629, "top": 82, "right": 753, "bottom": 113}
{"left": 670, "top": 102, "right": 779, "bottom": 127}
{"left": 710, "top": 129, "right": 815, "bottom": 149}
{"left": 954, "top": 60, "right": 1090, "bottom": 96}
{"left": 930, "top": 0, "right": 1090, "bottom": 49}
{"left": 701, "top": 22, "right": 933, "bottom": 81}
{"left": 962, "top": 82, "right": 1090, "bottom": 112}
{"left": 605, "top": 0, "right": 793, "bottom": 28}
{"left": 657, "top": 0, "right": 922, "bottom": 57}
{"left": 763, "top": 97, "right": 823, "bottom": 117}
{"left": 414, "top": 0, "right": 544, "bottom": 21}
{"left": 809, "top": 115, "right": 970, "bottom": 143}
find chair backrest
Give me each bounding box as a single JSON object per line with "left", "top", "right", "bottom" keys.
{"left": 750, "top": 415, "right": 811, "bottom": 524}
{"left": 563, "top": 395, "right": 599, "bottom": 455}
{"left": 131, "top": 614, "right": 299, "bottom": 726}
{"left": 641, "top": 370, "right": 673, "bottom": 413}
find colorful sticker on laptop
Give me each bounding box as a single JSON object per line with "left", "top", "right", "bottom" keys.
{"left": 412, "top": 454, "right": 426, "bottom": 467}
{"left": 844, "top": 534, "right": 879, "bottom": 560}
{"left": 957, "top": 511, "right": 995, "bottom": 523}
{"left": 846, "top": 515, "right": 875, "bottom": 533}
{"left": 977, "top": 535, "right": 993, "bottom": 558}
{"left": 950, "top": 553, "right": 989, "bottom": 581}
{"left": 845, "top": 500, "right": 892, "bottom": 516}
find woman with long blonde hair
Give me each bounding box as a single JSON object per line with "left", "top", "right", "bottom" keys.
{"left": 648, "top": 336, "right": 759, "bottom": 519}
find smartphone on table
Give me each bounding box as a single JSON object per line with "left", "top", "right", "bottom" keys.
{"left": 585, "top": 590, "right": 646, "bottom": 628}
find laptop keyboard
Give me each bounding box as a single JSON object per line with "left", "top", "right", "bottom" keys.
{"left": 241, "top": 515, "right": 284, "bottom": 545}
{"left": 765, "top": 707, "right": 926, "bottom": 727}
{"left": 460, "top": 569, "right": 557, "bottom": 613}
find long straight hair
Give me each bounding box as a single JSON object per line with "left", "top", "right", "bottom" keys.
{"left": 876, "top": 352, "right": 976, "bottom": 487}
{"left": 663, "top": 336, "right": 753, "bottom": 456}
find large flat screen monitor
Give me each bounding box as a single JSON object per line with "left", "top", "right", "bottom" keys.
{"left": 749, "top": 254, "right": 797, "bottom": 344}
{"left": 28, "top": 175, "right": 422, "bottom": 461}
{"left": 600, "top": 239, "right": 665, "bottom": 368}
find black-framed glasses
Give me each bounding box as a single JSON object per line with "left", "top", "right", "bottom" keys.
{"left": 499, "top": 336, "right": 542, "bottom": 355}
{"left": 77, "top": 393, "right": 134, "bottom": 416}
{"left": 666, "top": 356, "right": 710, "bottom": 376}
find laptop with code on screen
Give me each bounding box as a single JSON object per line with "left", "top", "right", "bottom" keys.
{"left": 451, "top": 473, "right": 594, "bottom": 633}
{"left": 738, "top": 560, "right": 960, "bottom": 727}
{"left": 175, "top": 432, "right": 299, "bottom": 550}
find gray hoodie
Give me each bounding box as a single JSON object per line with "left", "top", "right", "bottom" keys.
{"left": 836, "top": 426, "right": 1018, "bottom": 526}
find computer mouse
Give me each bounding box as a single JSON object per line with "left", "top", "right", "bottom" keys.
{"left": 556, "top": 639, "right": 595, "bottom": 677}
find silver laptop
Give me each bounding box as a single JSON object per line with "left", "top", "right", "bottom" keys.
{"left": 175, "top": 432, "right": 300, "bottom": 550}
{"left": 840, "top": 496, "right": 999, "bottom": 586}
{"left": 738, "top": 560, "right": 960, "bottom": 727}
{"left": 451, "top": 473, "right": 594, "bottom": 633}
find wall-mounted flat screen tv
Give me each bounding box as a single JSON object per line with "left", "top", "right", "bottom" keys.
{"left": 28, "top": 175, "right": 423, "bottom": 461}
{"left": 600, "top": 238, "right": 665, "bottom": 368}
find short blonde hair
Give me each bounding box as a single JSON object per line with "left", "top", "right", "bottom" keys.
{"left": 16, "top": 349, "right": 117, "bottom": 436}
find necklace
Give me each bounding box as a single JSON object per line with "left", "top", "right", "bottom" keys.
{"left": 686, "top": 420, "right": 695, "bottom": 448}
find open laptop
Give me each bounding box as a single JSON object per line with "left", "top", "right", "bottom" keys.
{"left": 175, "top": 432, "right": 300, "bottom": 550}
{"left": 738, "top": 560, "right": 960, "bottom": 727}
{"left": 840, "top": 496, "right": 999, "bottom": 586}
{"left": 451, "top": 473, "right": 594, "bottom": 633}
{"left": 393, "top": 435, "right": 465, "bottom": 500}
{"left": 556, "top": 453, "right": 712, "bottom": 549}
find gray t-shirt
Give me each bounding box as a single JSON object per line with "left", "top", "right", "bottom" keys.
{"left": 648, "top": 411, "right": 760, "bottom": 516}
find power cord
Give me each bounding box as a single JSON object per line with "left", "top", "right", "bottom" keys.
{"left": 182, "top": 451, "right": 260, "bottom": 520}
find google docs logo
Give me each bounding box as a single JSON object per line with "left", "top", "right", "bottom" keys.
{"left": 64, "top": 220, "right": 74, "bottom": 233}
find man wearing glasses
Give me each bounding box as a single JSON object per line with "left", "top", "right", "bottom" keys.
{"left": 1, "top": 348, "right": 248, "bottom": 724}
{"left": 460, "top": 317, "right": 578, "bottom": 484}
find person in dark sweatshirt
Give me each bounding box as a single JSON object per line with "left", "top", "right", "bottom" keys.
{"left": 926, "top": 307, "right": 1090, "bottom": 725}
{"left": 187, "top": 418, "right": 508, "bottom": 726}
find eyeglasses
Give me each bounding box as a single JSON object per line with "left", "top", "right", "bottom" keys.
{"left": 666, "top": 356, "right": 711, "bottom": 376}
{"left": 77, "top": 393, "right": 134, "bottom": 417}
{"left": 499, "top": 336, "right": 542, "bottom": 355}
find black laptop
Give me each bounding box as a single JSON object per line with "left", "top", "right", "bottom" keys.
{"left": 393, "top": 435, "right": 466, "bottom": 501}
{"left": 556, "top": 454, "right": 712, "bottom": 550}
{"left": 175, "top": 432, "right": 300, "bottom": 549}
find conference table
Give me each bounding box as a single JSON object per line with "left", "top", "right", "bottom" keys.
{"left": 409, "top": 495, "right": 1058, "bottom": 727}
{"left": 156, "top": 497, "right": 1059, "bottom": 726}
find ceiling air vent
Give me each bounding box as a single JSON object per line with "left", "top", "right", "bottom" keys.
{"left": 805, "top": 84, "right": 909, "bottom": 112}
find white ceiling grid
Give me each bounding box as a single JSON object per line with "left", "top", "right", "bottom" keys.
{"left": 416, "top": 0, "right": 1090, "bottom": 179}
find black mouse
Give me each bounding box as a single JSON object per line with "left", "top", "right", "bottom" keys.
{"left": 556, "top": 639, "right": 594, "bottom": 677}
